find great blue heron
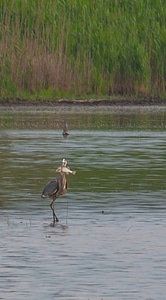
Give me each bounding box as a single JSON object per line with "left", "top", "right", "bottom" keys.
{"left": 62, "top": 120, "right": 69, "bottom": 137}
{"left": 41, "top": 159, "right": 76, "bottom": 225}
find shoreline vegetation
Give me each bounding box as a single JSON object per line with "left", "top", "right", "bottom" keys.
{"left": 0, "top": 0, "right": 166, "bottom": 103}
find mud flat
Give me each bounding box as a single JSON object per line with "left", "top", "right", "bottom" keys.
{"left": 0, "top": 97, "right": 166, "bottom": 109}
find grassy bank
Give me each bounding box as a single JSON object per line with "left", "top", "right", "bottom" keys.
{"left": 0, "top": 0, "right": 166, "bottom": 100}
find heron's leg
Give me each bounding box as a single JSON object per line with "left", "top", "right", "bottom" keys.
{"left": 50, "top": 200, "right": 59, "bottom": 223}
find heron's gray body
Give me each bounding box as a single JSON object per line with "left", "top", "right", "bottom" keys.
{"left": 41, "top": 175, "right": 67, "bottom": 199}
{"left": 41, "top": 179, "right": 59, "bottom": 198}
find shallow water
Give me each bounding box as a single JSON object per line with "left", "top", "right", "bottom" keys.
{"left": 0, "top": 106, "right": 166, "bottom": 299}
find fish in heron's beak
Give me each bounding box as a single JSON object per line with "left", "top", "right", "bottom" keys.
{"left": 56, "top": 166, "right": 76, "bottom": 175}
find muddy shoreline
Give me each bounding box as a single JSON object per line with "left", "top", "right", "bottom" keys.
{"left": 0, "top": 97, "right": 166, "bottom": 107}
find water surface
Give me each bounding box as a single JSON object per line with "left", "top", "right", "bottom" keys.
{"left": 0, "top": 106, "right": 166, "bottom": 299}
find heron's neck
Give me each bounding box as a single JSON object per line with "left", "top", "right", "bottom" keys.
{"left": 60, "top": 172, "right": 66, "bottom": 180}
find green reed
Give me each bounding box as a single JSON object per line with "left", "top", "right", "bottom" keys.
{"left": 0, "top": 0, "right": 166, "bottom": 99}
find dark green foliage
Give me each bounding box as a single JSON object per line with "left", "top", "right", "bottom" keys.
{"left": 0, "top": 0, "right": 166, "bottom": 99}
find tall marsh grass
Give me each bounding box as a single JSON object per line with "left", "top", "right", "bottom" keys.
{"left": 0, "top": 0, "right": 166, "bottom": 99}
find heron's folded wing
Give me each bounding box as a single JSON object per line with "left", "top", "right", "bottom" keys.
{"left": 41, "top": 179, "right": 59, "bottom": 197}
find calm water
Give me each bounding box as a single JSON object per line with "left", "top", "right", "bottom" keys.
{"left": 0, "top": 106, "right": 166, "bottom": 299}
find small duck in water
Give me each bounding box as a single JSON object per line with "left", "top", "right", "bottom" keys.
{"left": 62, "top": 120, "right": 69, "bottom": 137}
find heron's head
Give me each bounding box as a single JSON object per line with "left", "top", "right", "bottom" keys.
{"left": 62, "top": 158, "right": 67, "bottom": 167}
{"left": 56, "top": 159, "right": 68, "bottom": 173}
{"left": 56, "top": 158, "right": 75, "bottom": 175}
